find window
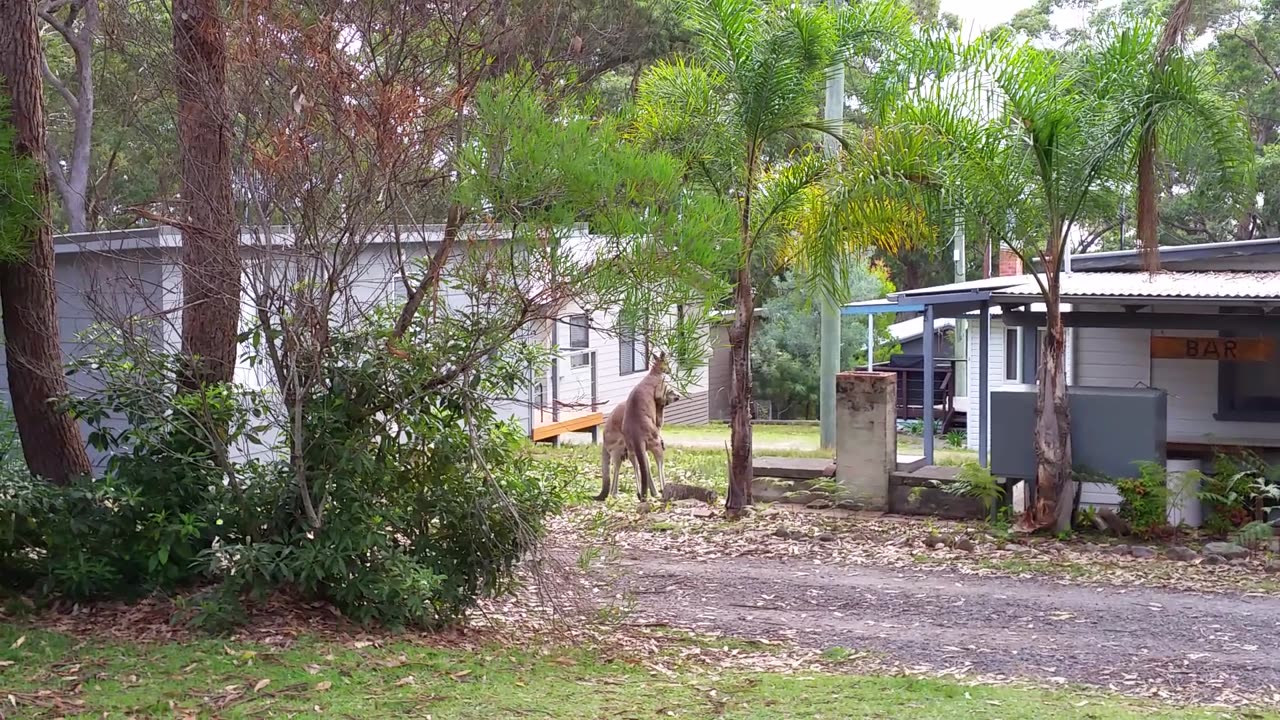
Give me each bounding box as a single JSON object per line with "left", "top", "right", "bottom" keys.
{"left": 532, "top": 381, "right": 545, "bottom": 409}
{"left": 566, "top": 314, "right": 589, "bottom": 349}
{"left": 619, "top": 328, "right": 649, "bottom": 375}
{"left": 1004, "top": 327, "right": 1021, "bottom": 382}
{"left": 1218, "top": 325, "right": 1280, "bottom": 421}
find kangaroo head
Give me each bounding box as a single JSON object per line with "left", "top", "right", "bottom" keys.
{"left": 651, "top": 351, "right": 669, "bottom": 374}
{"left": 661, "top": 387, "right": 681, "bottom": 407}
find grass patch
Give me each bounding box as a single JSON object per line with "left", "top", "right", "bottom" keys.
{"left": 0, "top": 626, "right": 1266, "bottom": 719}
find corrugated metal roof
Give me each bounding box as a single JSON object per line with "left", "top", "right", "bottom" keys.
{"left": 992, "top": 271, "right": 1280, "bottom": 301}
{"left": 888, "top": 316, "right": 955, "bottom": 342}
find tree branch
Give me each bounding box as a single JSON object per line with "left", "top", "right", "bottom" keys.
{"left": 40, "top": 56, "right": 78, "bottom": 112}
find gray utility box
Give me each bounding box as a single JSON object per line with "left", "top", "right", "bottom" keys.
{"left": 990, "top": 385, "right": 1167, "bottom": 480}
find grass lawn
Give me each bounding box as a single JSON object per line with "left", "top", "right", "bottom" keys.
{"left": 544, "top": 424, "right": 977, "bottom": 501}
{"left": 0, "top": 625, "right": 1260, "bottom": 719}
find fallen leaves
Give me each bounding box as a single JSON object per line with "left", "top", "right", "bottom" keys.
{"left": 9, "top": 636, "right": 24, "bottom": 650}
{"left": 253, "top": 678, "right": 271, "bottom": 692}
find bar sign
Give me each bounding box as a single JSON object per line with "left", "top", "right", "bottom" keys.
{"left": 1150, "top": 336, "right": 1275, "bottom": 362}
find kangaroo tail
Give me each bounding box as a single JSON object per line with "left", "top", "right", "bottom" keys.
{"left": 595, "top": 443, "right": 611, "bottom": 501}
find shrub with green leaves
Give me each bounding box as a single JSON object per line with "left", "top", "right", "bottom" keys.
{"left": 0, "top": 312, "right": 567, "bottom": 630}
{"left": 1116, "top": 462, "right": 1169, "bottom": 538}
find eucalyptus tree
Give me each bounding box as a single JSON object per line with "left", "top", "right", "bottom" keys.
{"left": 632, "top": 0, "right": 935, "bottom": 514}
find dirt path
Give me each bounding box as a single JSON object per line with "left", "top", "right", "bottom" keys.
{"left": 609, "top": 548, "right": 1280, "bottom": 703}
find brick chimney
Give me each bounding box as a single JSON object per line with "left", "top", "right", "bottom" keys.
{"left": 998, "top": 248, "right": 1022, "bottom": 277}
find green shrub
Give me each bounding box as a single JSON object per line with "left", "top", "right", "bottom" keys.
{"left": 1198, "top": 452, "right": 1280, "bottom": 536}
{"left": 1116, "top": 462, "right": 1169, "bottom": 538}
{"left": 943, "top": 462, "right": 1003, "bottom": 513}
{"left": 1, "top": 312, "right": 567, "bottom": 630}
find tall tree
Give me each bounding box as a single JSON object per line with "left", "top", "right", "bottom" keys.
{"left": 173, "top": 0, "right": 237, "bottom": 388}
{"left": 1107, "top": 3, "right": 1252, "bottom": 269}
{"left": 38, "top": 0, "right": 99, "bottom": 234}
{"left": 634, "top": 0, "right": 930, "bottom": 514}
{"left": 0, "top": 0, "right": 92, "bottom": 482}
{"left": 902, "top": 34, "right": 1122, "bottom": 532}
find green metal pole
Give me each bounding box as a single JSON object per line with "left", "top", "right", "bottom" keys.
{"left": 818, "top": 0, "right": 844, "bottom": 450}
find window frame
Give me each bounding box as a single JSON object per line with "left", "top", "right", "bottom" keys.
{"left": 619, "top": 328, "right": 649, "bottom": 376}
{"left": 566, "top": 314, "right": 590, "bottom": 349}
{"left": 1003, "top": 326, "right": 1022, "bottom": 383}
{"left": 1215, "top": 309, "right": 1280, "bottom": 422}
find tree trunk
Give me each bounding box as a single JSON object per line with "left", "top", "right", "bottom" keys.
{"left": 0, "top": 0, "right": 92, "bottom": 482}
{"left": 725, "top": 264, "right": 754, "bottom": 513}
{"left": 726, "top": 161, "right": 756, "bottom": 515}
{"left": 1026, "top": 283, "right": 1073, "bottom": 533}
{"left": 1135, "top": 128, "right": 1160, "bottom": 274}
{"left": 174, "top": 0, "right": 238, "bottom": 389}
{"left": 40, "top": 0, "right": 98, "bottom": 234}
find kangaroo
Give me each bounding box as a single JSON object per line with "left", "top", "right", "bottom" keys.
{"left": 595, "top": 383, "right": 680, "bottom": 501}
{"left": 593, "top": 353, "right": 670, "bottom": 501}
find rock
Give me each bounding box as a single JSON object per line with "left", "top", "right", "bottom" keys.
{"left": 1001, "top": 542, "right": 1034, "bottom": 555}
{"left": 806, "top": 498, "right": 834, "bottom": 510}
{"left": 1166, "top": 546, "right": 1199, "bottom": 562}
{"left": 835, "top": 499, "right": 863, "bottom": 511}
{"left": 1106, "top": 544, "right": 1132, "bottom": 557}
{"left": 773, "top": 526, "right": 796, "bottom": 540}
{"left": 952, "top": 537, "right": 976, "bottom": 552}
{"left": 663, "top": 483, "right": 717, "bottom": 504}
{"left": 1230, "top": 558, "right": 1250, "bottom": 567}
{"left": 1265, "top": 560, "right": 1280, "bottom": 574}
{"left": 1082, "top": 542, "right": 1104, "bottom": 553}
{"left": 636, "top": 501, "right": 652, "bottom": 514}
{"left": 1201, "top": 554, "right": 1227, "bottom": 566}
{"left": 817, "top": 532, "right": 837, "bottom": 542}
{"left": 1203, "top": 541, "right": 1250, "bottom": 560}
{"left": 924, "top": 533, "right": 947, "bottom": 548}
{"left": 1129, "top": 546, "right": 1156, "bottom": 559}
{"left": 690, "top": 506, "right": 716, "bottom": 518}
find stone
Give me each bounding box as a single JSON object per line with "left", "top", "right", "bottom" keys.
{"left": 1107, "top": 545, "right": 1132, "bottom": 557}
{"left": 835, "top": 499, "right": 863, "bottom": 511}
{"left": 773, "top": 526, "right": 796, "bottom": 540}
{"left": 1230, "top": 558, "right": 1250, "bottom": 567}
{"left": 1201, "top": 554, "right": 1227, "bottom": 566}
{"left": 817, "top": 532, "right": 837, "bottom": 542}
{"left": 1129, "top": 546, "right": 1156, "bottom": 559}
{"left": 1001, "top": 542, "right": 1034, "bottom": 555}
{"left": 806, "top": 498, "right": 835, "bottom": 510}
{"left": 1203, "top": 541, "right": 1250, "bottom": 560}
{"left": 1166, "top": 546, "right": 1199, "bottom": 562}
{"left": 952, "top": 537, "right": 977, "bottom": 552}
{"left": 924, "top": 533, "right": 947, "bottom": 548}
{"left": 1082, "top": 542, "right": 1104, "bottom": 554}
{"left": 1265, "top": 560, "right": 1280, "bottom": 574}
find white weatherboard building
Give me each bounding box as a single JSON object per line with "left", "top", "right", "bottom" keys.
{"left": 0, "top": 225, "right": 708, "bottom": 467}
{"left": 847, "top": 238, "right": 1280, "bottom": 515}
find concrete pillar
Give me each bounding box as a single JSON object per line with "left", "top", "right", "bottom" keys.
{"left": 836, "top": 371, "right": 897, "bottom": 510}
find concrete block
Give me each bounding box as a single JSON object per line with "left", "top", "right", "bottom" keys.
{"left": 836, "top": 371, "right": 896, "bottom": 510}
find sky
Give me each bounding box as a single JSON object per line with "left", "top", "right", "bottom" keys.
{"left": 940, "top": 0, "right": 1035, "bottom": 32}
{"left": 939, "top": 0, "right": 1098, "bottom": 35}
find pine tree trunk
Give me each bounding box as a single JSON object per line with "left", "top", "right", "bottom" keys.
{"left": 0, "top": 0, "right": 92, "bottom": 483}
{"left": 174, "top": 0, "right": 238, "bottom": 389}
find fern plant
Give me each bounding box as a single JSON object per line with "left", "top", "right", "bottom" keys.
{"left": 943, "top": 462, "right": 1004, "bottom": 513}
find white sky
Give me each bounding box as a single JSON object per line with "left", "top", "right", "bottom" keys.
{"left": 940, "top": 0, "right": 1097, "bottom": 35}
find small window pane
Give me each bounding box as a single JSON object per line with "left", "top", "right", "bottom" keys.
{"left": 567, "top": 315, "right": 589, "bottom": 349}
{"left": 1004, "top": 327, "right": 1019, "bottom": 382}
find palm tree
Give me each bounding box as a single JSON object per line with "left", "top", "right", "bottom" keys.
{"left": 899, "top": 33, "right": 1131, "bottom": 532}
{"left": 1090, "top": 5, "right": 1252, "bottom": 270}
{"left": 632, "top": 0, "right": 930, "bottom": 514}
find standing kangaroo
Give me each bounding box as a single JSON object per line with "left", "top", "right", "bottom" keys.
{"left": 595, "top": 383, "right": 680, "bottom": 500}
{"left": 599, "top": 353, "right": 670, "bottom": 501}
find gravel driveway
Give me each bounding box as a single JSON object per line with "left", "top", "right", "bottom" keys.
{"left": 610, "top": 549, "right": 1280, "bottom": 704}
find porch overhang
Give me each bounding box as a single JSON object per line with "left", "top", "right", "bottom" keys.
{"left": 842, "top": 276, "right": 1027, "bottom": 466}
